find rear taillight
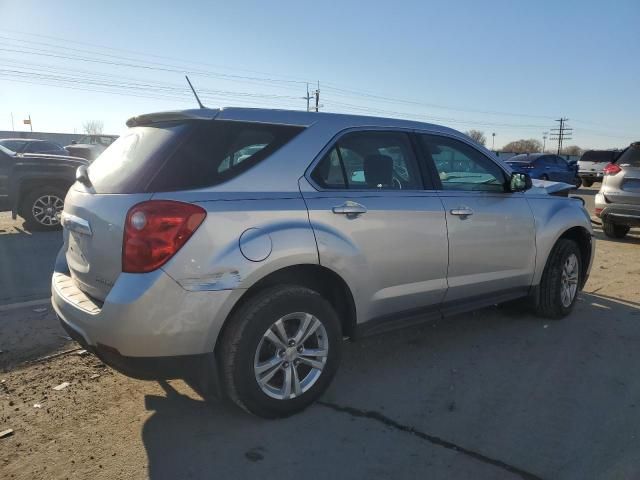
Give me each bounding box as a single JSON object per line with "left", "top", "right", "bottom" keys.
{"left": 123, "top": 200, "right": 206, "bottom": 273}
{"left": 603, "top": 163, "right": 622, "bottom": 176}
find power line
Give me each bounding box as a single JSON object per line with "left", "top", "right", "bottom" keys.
{"left": 549, "top": 117, "right": 572, "bottom": 154}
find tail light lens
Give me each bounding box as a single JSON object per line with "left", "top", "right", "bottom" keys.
{"left": 603, "top": 163, "right": 622, "bottom": 176}
{"left": 123, "top": 200, "right": 206, "bottom": 273}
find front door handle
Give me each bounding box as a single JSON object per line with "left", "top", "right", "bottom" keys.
{"left": 450, "top": 207, "right": 473, "bottom": 217}
{"left": 332, "top": 201, "right": 367, "bottom": 215}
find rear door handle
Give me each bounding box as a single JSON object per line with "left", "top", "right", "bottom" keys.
{"left": 450, "top": 207, "right": 473, "bottom": 217}
{"left": 332, "top": 201, "right": 367, "bottom": 215}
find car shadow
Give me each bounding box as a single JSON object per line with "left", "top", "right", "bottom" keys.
{"left": 591, "top": 228, "right": 640, "bottom": 245}
{"left": 140, "top": 292, "right": 640, "bottom": 479}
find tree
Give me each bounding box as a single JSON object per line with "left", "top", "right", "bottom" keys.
{"left": 562, "top": 145, "right": 583, "bottom": 156}
{"left": 82, "top": 120, "right": 104, "bottom": 135}
{"left": 501, "top": 138, "right": 543, "bottom": 154}
{"left": 464, "top": 129, "right": 487, "bottom": 146}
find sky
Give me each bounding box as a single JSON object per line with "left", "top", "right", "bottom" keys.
{"left": 0, "top": 0, "right": 638, "bottom": 150}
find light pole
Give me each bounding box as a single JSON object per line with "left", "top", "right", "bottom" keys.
{"left": 492, "top": 132, "right": 496, "bottom": 151}
{"left": 542, "top": 131, "right": 548, "bottom": 153}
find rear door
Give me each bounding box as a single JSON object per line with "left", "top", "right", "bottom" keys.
{"left": 302, "top": 129, "right": 449, "bottom": 324}
{"left": 0, "top": 147, "right": 13, "bottom": 204}
{"left": 416, "top": 133, "right": 536, "bottom": 310}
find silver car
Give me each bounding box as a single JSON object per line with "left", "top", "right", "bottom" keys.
{"left": 595, "top": 142, "right": 640, "bottom": 238}
{"left": 52, "top": 108, "right": 594, "bottom": 418}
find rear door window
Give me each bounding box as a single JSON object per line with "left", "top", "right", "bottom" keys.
{"left": 617, "top": 144, "right": 640, "bottom": 168}
{"left": 311, "top": 131, "right": 423, "bottom": 190}
{"left": 88, "top": 121, "right": 303, "bottom": 193}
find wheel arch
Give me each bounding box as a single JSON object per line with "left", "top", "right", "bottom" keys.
{"left": 550, "top": 225, "right": 593, "bottom": 289}
{"left": 213, "top": 264, "right": 357, "bottom": 355}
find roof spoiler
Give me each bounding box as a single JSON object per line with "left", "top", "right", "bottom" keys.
{"left": 126, "top": 109, "right": 220, "bottom": 127}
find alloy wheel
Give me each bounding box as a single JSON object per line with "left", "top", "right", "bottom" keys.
{"left": 254, "top": 312, "right": 328, "bottom": 400}
{"left": 32, "top": 195, "right": 64, "bottom": 226}
{"left": 560, "top": 253, "right": 579, "bottom": 307}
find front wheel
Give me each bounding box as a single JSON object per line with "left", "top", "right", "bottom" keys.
{"left": 535, "top": 239, "right": 581, "bottom": 319}
{"left": 582, "top": 178, "right": 594, "bottom": 187}
{"left": 219, "top": 285, "right": 342, "bottom": 418}
{"left": 573, "top": 176, "right": 582, "bottom": 189}
{"left": 22, "top": 186, "right": 66, "bottom": 231}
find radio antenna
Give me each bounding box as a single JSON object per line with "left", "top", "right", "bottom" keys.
{"left": 185, "top": 75, "right": 205, "bottom": 109}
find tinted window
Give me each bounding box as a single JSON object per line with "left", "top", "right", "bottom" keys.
{"left": 311, "top": 131, "right": 422, "bottom": 190}
{"left": 0, "top": 140, "right": 26, "bottom": 152}
{"left": 27, "top": 141, "right": 63, "bottom": 153}
{"left": 89, "top": 121, "right": 303, "bottom": 194}
{"left": 419, "top": 135, "right": 506, "bottom": 192}
{"left": 616, "top": 144, "right": 640, "bottom": 168}
{"left": 580, "top": 150, "right": 616, "bottom": 163}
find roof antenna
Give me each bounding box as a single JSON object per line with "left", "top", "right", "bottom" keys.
{"left": 185, "top": 75, "right": 205, "bottom": 109}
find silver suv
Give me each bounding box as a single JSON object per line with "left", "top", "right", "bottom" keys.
{"left": 595, "top": 142, "right": 640, "bottom": 238}
{"left": 52, "top": 108, "right": 594, "bottom": 418}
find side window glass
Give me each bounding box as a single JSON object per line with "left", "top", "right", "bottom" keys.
{"left": 420, "top": 135, "right": 506, "bottom": 192}
{"left": 310, "top": 131, "right": 423, "bottom": 190}
{"left": 310, "top": 148, "right": 347, "bottom": 189}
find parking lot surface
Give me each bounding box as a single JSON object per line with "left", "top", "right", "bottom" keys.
{"left": 1, "top": 187, "right": 639, "bottom": 480}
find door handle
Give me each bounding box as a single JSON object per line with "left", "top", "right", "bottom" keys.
{"left": 450, "top": 207, "right": 473, "bottom": 217}
{"left": 332, "top": 201, "right": 367, "bottom": 215}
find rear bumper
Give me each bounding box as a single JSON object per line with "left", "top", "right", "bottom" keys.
{"left": 594, "top": 193, "right": 640, "bottom": 226}
{"left": 579, "top": 172, "right": 603, "bottom": 179}
{"left": 51, "top": 249, "right": 241, "bottom": 360}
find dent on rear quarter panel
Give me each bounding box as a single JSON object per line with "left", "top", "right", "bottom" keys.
{"left": 526, "top": 196, "right": 593, "bottom": 285}
{"left": 159, "top": 196, "right": 319, "bottom": 290}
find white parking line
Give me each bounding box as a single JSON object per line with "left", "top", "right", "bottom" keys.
{"left": 0, "top": 298, "right": 51, "bottom": 313}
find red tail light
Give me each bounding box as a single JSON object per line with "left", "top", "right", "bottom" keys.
{"left": 603, "top": 163, "right": 622, "bottom": 176}
{"left": 123, "top": 201, "right": 206, "bottom": 273}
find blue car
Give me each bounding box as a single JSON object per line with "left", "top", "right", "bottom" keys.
{"left": 506, "top": 153, "right": 581, "bottom": 188}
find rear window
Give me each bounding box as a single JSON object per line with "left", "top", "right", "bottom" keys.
{"left": 580, "top": 150, "right": 616, "bottom": 163}
{"left": 88, "top": 121, "right": 303, "bottom": 194}
{"left": 616, "top": 144, "right": 640, "bottom": 168}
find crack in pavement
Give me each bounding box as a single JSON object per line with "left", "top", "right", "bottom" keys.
{"left": 318, "top": 401, "right": 543, "bottom": 480}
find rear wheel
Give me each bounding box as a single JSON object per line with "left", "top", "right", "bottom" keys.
{"left": 540, "top": 174, "right": 549, "bottom": 181}
{"left": 603, "top": 221, "right": 630, "bottom": 239}
{"left": 219, "top": 285, "right": 342, "bottom": 418}
{"left": 22, "top": 186, "right": 65, "bottom": 231}
{"left": 536, "top": 239, "right": 581, "bottom": 319}
{"left": 572, "top": 176, "right": 582, "bottom": 189}
{"left": 582, "top": 178, "right": 594, "bottom": 187}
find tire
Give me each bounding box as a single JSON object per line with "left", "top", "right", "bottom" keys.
{"left": 21, "top": 186, "right": 66, "bottom": 231}
{"left": 219, "top": 285, "right": 342, "bottom": 418}
{"left": 540, "top": 174, "right": 549, "bottom": 181}
{"left": 535, "top": 239, "right": 582, "bottom": 319}
{"left": 582, "top": 179, "right": 594, "bottom": 187}
{"left": 603, "top": 221, "right": 630, "bottom": 239}
{"left": 572, "top": 177, "right": 582, "bottom": 189}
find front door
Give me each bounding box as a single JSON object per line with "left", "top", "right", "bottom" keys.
{"left": 417, "top": 133, "right": 536, "bottom": 310}
{"left": 302, "top": 130, "right": 449, "bottom": 325}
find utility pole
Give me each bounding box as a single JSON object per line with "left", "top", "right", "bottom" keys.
{"left": 302, "top": 83, "right": 313, "bottom": 112}
{"left": 314, "top": 81, "right": 320, "bottom": 112}
{"left": 550, "top": 118, "right": 572, "bottom": 155}
{"left": 492, "top": 132, "right": 496, "bottom": 151}
{"left": 11, "top": 112, "right": 14, "bottom": 131}
{"left": 542, "top": 131, "right": 548, "bottom": 152}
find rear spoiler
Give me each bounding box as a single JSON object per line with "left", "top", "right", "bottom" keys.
{"left": 126, "top": 108, "right": 220, "bottom": 127}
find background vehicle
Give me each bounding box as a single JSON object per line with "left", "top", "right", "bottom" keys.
{"left": 507, "top": 153, "right": 581, "bottom": 188}
{"left": 65, "top": 134, "right": 118, "bottom": 161}
{"left": 0, "top": 138, "right": 69, "bottom": 155}
{"left": 0, "top": 144, "right": 87, "bottom": 230}
{"left": 52, "top": 108, "right": 594, "bottom": 418}
{"left": 578, "top": 150, "right": 619, "bottom": 187}
{"left": 595, "top": 142, "right": 640, "bottom": 238}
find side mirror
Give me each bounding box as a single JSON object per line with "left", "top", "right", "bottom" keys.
{"left": 510, "top": 172, "right": 532, "bottom": 192}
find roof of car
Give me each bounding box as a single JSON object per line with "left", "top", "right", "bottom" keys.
{"left": 126, "top": 107, "right": 459, "bottom": 135}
